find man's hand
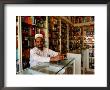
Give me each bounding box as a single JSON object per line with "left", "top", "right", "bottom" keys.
{"left": 50, "top": 53, "right": 64, "bottom": 62}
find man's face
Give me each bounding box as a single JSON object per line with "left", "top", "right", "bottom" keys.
{"left": 35, "top": 37, "right": 44, "bottom": 48}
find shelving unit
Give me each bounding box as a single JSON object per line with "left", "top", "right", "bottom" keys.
{"left": 48, "top": 16, "right": 61, "bottom": 52}
{"left": 89, "top": 49, "right": 94, "bottom": 71}
{"left": 69, "top": 26, "right": 82, "bottom": 54}
{"left": 48, "top": 16, "right": 77, "bottom": 55}
{"left": 21, "top": 16, "right": 48, "bottom": 48}
{"left": 20, "top": 16, "right": 48, "bottom": 69}
{"left": 61, "top": 20, "right": 68, "bottom": 54}
{"left": 72, "top": 16, "right": 94, "bottom": 74}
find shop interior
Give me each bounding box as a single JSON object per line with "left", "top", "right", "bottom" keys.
{"left": 16, "top": 16, "right": 94, "bottom": 74}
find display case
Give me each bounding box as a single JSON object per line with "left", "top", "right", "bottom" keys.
{"left": 17, "top": 53, "right": 81, "bottom": 75}
{"left": 17, "top": 58, "right": 75, "bottom": 74}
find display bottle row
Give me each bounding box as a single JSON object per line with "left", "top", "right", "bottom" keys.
{"left": 89, "top": 48, "right": 94, "bottom": 69}
{"left": 89, "top": 57, "right": 94, "bottom": 69}
{"left": 21, "top": 16, "right": 47, "bottom": 48}
{"left": 61, "top": 21, "right": 67, "bottom": 54}
{"left": 48, "top": 16, "right": 60, "bottom": 52}
{"left": 74, "top": 16, "right": 94, "bottom": 24}
{"left": 69, "top": 25, "right": 81, "bottom": 54}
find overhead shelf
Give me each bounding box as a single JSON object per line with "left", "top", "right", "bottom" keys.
{"left": 60, "top": 16, "right": 74, "bottom": 26}
{"left": 74, "top": 21, "right": 94, "bottom": 27}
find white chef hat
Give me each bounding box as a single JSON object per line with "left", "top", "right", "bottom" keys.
{"left": 35, "top": 34, "right": 43, "bottom": 39}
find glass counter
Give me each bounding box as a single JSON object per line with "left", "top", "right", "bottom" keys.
{"left": 17, "top": 58, "right": 75, "bottom": 75}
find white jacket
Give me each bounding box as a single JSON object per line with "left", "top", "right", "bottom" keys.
{"left": 30, "top": 47, "right": 58, "bottom": 67}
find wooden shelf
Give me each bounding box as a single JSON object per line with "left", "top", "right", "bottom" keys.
{"left": 74, "top": 21, "right": 94, "bottom": 27}
{"left": 60, "top": 16, "right": 74, "bottom": 26}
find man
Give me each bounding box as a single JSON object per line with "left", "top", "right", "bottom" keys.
{"left": 30, "top": 34, "right": 64, "bottom": 67}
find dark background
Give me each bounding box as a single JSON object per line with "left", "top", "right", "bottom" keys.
{"left": 0, "top": 0, "right": 109, "bottom": 90}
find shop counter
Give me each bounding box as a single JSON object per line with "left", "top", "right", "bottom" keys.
{"left": 17, "top": 53, "right": 81, "bottom": 75}
{"left": 17, "top": 58, "right": 75, "bottom": 75}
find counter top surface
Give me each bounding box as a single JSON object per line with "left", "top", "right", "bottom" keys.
{"left": 17, "top": 58, "right": 75, "bottom": 75}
